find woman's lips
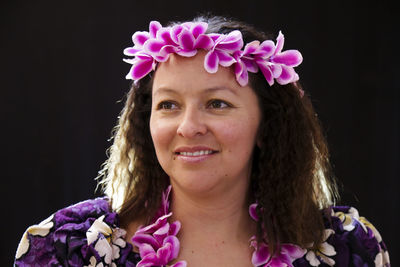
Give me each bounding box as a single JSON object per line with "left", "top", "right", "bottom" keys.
{"left": 174, "top": 146, "right": 218, "bottom": 163}
{"left": 177, "top": 150, "right": 214, "bottom": 156}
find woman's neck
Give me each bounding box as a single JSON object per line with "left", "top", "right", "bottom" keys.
{"left": 169, "top": 183, "right": 256, "bottom": 266}
{"left": 174, "top": 183, "right": 255, "bottom": 251}
{"left": 172, "top": 186, "right": 253, "bottom": 232}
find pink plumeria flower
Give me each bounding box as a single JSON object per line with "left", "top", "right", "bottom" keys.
{"left": 249, "top": 203, "right": 305, "bottom": 266}
{"left": 232, "top": 39, "right": 275, "bottom": 86}
{"left": 250, "top": 237, "right": 306, "bottom": 267}
{"left": 170, "top": 22, "right": 213, "bottom": 57}
{"left": 259, "top": 31, "right": 303, "bottom": 86}
{"left": 123, "top": 21, "right": 304, "bottom": 92}
{"left": 204, "top": 30, "right": 243, "bottom": 73}
{"left": 234, "top": 31, "right": 302, "bottom": 86}
{"left": 123, "top": 21, "right": 163, "bottom": 80}
{"left": 132, "top": 186, "right": 186, "bottom": 267}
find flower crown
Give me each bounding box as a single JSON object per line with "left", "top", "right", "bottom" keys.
{"left": 123, "top": 21, "right": 303, "bottom": 87}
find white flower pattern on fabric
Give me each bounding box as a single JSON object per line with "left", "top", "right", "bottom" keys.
{"left": 15, "top": 214, "right": 54, "bottom": 259}
{"left": 374, "top": 251, "right": 390, "bottom": 267}
{"left": 85, "top": 215, "right": 127, "bottom": 266}
{"left": 332, "top": 207, "right": 359, "bottom": 232}
{"left": 331, "top": 207, "right": 390, "bottom": 267}
{"left": 84, "top": 256, "right": 94, "bottom": 267}
{"left": 305, "top": 229, "right": 336, "bottom": 266}
{"left": 14, "top": 197, "right": 391, "bottom": 266}
{"left": 360, "top": 217, "right": 382, "bottom": 241}
{"left": 360, "top": 217, "right": 390, "bottom": 267}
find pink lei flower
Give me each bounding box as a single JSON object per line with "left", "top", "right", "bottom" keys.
{"left": 131, "top": 190, "right": 305, "bottom": 267}
{"left": 250, "top": 239, "right": 306, "bottom": 267}
{"left": 131, "top": 186, "right": 186, "bottom": 267}
{"left": 123, "top": 21, "right": 303, "bottom": 89}
{"left": 249, "top": 203, "right": 306, "bottom": 267}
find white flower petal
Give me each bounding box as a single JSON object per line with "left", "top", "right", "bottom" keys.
{"left": 383, "top": 251, "right": 390, "bottom": 265}
{"left": 305, "top": 251, "right": 320, "bottom": 266}
{"left": 323, "top": 229, "right": 335, "bottom": 241}
{"left": 343, "top": 223, "right": 355, "bottom": 232}
{"left": 372, "top": 228, "right": 382, "bottom": 243}
{"left": 83, "top": 256, "right": 97, "bottom": 267}
{"left": 113, "top": 237, "right": 126, "bottom": 247}
{"left": 348, "top": 207, "right": 360, "bottom": 219}
{"left": 27, "top": 222, "right": 54, "bottom": 236}
{"left": 112, "top": 244, "right": 121, "bottom": 259}
{"left": 375, "top": 250, "right": 390, "bottom": 266}
{"left": 16, "top": 214, "right": 55, "bottom": 259}
{"left": 320, "top": 242, "right": 336, "bottom": 257}
{"left": 39, "top": 214, "right": 54, "bottom": 226}
{"left": 27, "top": 214, "right": 54, "bottom": 236}
{"left": 15, "top": 232, "right": 30, "bottom": 259}
{"left": 87, "top": 215, "right": 112, "bottom": 245}
{"left": 320, "top": 254, "right": 335, "bottom": 266}
{"left": 95, "top": 237, "right": 113, "bottom": 264}
{"left": 375, "top": 252, "right": 383, "bottom": 266}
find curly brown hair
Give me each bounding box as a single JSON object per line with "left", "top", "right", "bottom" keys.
{"left": 97, "top": 15, "right": 339, "bottom": 254}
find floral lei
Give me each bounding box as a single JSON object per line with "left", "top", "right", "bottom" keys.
{"left": 123, "top": 21, "right": 303, "bottom": 88}
{"left": 131, "top": 186, "right": 306, "bottom": 267}
{"left": 14, "top": 187, "right": 390, "bottom": 266}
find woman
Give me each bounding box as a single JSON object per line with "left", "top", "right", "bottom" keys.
{"left": 15, "top": 15, "right": 390, "bottom": 266}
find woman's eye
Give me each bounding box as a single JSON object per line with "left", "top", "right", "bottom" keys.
{"left": 207, "top": 99, "right": 230, "bottom": 109}
{"left": 157, "top": 101, "right": 178, "bottom": 110}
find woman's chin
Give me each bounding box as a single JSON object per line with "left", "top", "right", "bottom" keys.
{"left": 169, "top": 176, "right": 225, "bottom": 197}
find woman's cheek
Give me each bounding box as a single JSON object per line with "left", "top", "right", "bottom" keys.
{"left": 150, "top": 118, "right": 175, "bottom": 152}
{"left": 213, "top": 119, "right": 244, "bottom": 143}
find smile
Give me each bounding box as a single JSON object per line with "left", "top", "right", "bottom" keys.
{"left": 177, "top": 150, "right": 214, "bottom": 156}
{"left": 174, "top": 147, "right": 218, "bottom": 163}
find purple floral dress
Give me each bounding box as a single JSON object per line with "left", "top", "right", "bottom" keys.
{"left": 14, "top": 197, "right": 390, "bottom": 267}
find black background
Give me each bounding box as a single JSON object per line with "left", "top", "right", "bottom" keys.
{"left": 1, "top": 0, "right": 398, "bottom": 266}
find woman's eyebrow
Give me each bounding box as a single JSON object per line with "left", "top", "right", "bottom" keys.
{"left": 153, "top": 87, "right": 178, "bottom": 96}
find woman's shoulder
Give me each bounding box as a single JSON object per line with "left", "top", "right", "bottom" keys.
{"left": 294, "top": 205, "right": 390, "bottom": 267}
{"left": 14, "top": 197, "right": 139, "bottom": 266}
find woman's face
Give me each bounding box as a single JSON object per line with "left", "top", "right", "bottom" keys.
{"left": 150, "top": 51, "right": 261, "bottom": 195}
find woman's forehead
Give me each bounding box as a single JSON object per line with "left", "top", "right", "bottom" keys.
{"left": 152, "top": 52, "right": 243, "bottom": 95}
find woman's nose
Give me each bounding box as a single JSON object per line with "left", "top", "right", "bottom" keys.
{"left": 176, "top": 108, "right": 207, "bottom": 138}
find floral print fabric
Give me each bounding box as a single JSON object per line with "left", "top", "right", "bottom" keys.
{"left": 14, "top": 198, "right": 140, "bottom": 267}
{"left": 15, "top": 199, "right": 390, "bottom": 266}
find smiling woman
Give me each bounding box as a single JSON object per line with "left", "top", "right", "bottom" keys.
{"left": 150, "top": 51, "right": 261, "bottom": 199}
{"left": 14, "top": 15, "right": 390, "bottom": 267}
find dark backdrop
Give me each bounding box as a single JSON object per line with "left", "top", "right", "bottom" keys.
{"left": 1, "top": 0, "right": 398, "bottom": 266}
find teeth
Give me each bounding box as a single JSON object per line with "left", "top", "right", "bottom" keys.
{"left": 179, "top": 150, "right": 213, "bottom": 156}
